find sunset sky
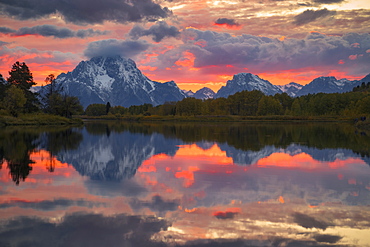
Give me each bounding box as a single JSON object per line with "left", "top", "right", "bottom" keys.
{"left": 0, "top": 0, "right": 369, "bottom": 92}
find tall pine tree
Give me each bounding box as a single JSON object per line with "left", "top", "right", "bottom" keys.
{"left": 7, "top": 62, "right": 39, "bottom": 113}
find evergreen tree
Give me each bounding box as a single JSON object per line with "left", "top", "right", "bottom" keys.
{"left": 42, "top": 74, "right": 63, "bottom": 114}
{"left": 106, "top": 102, "right": 111, "bottom": 114}
{"left": 7, "top": 62, "right": 39, "bottom": 112}
{"left": 0, "top": 73, "right": 9, "bottom": 100}
{"left": 7, "top": 62, "right": 35, "bottom": 90}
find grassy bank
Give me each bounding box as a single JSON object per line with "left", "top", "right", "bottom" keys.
{"left": 356, "top": 119, "right": 370, "bottom": 130}
{"left": 0, "top": 113, "right": 83, "bottom": 126}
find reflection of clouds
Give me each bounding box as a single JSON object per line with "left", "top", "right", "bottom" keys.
{"left": 84, "top": 179, "right": 148, "bottom": 197}
{"left": 0, "top": 198, "right": 105, "bottom": 211}
{"left": 135, "top": 142, "right": 370, "bottom": 213}
{"left": 130, "top": 195, "right": 180, "bottom": 215}
{"left": 292, "top": 212, "right": 333, "bottom": 230}
{"left": 132, "top": 141, "right": 370, "bottom": 245}
{"left": 2, "top": 129, "right": 369, "bottom": 246}
{"left": 0, "top": 213, "right": 170, "bottom": 247}
{"left": 0, "top": 212, "right": 349, "bottom": 247}
{"left": 220, "top": 143, "right": 370, "bottom": 166}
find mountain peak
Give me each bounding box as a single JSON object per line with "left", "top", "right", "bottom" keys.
{"left": 193, "top": 87, "right": 215, "bottom": 99}
{"left": 277, "top": 82, "right": 303, "bottom": 97}
{"left": 215, "top": 72, "right": 282, "bottom": 98}
{"left": 44, "top": 56, "right": 186, "bottom": 108}
{"left": 295, "top": 75, "right": 363, "bottom": 97}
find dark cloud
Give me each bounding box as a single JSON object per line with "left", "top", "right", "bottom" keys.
{"left": 6, "top": 24, "right": 107, "bottom": 38}
{"left": 85, "top": 179, "right": 148, "bottom": 197}
{"left": 0, "top": 198, "right": 104, "bottom": 210}
{"left": 292, "top": 212, "right": 333, "bottom": 230}
{"left": 313, "top": 0, "right": 345, "bottom": 4}
{"left": 293, "top": 8, "right": 336, "bottom": 25}
{"left": 0, "top": 40, "right": 9, "bottom": 46}
{"left": 130, "top": 195, "right": 180, "bottom": 213}
{"left": 129, "top": 21, "right": 180, "bottom": 42}
{"left": 0, "top": 213, "right": 170, "bottom": 247}
{"left": 0, "top": 26, "right": 16, "bottom": 33}
{"left": 214, "top": 18, "right": 240, "bottom": 26}
{"left": 313, "top": 234, "right": 343, "bottom": 244}
{"left": 84, "top": 39, "right": 150, "bottom": 59}
{"left": 156, "top": 30, "right": 370, "bottom": 76}
{"left": 0, "top": 0, "right": 171, "bottom": 25}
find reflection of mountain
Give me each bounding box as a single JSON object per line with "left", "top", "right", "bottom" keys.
{"left": 219, "top": 143, "right": 370, "bottom": 166}
{"left": 54, "top": 123, "right": 369, "bottom": 182}
{"left": 38, "top": 123, "right": 370, "bottom": 182}
{"left": 56, "top": 128, "right": 182, "bottom": 181}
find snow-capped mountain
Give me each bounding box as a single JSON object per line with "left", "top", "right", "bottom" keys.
{"left": 295, "top": 76, "right": 364, "bottom": 97}
{"left": 42, "top": 55, "right": 186, "bottom": 108}
{"left": 277, "top": 82, "right": 303, "bottom": 97}
{"left": 29, "top": 85, "right": 42, "bottom": 93}
{"left": 182, "top": 87, "right": 215, "bottom": 99}
{"left": 193, "top": 87, "right": 215, "bottom": 99}
{"left": 182, "top": 90, "right": 194, "bottom": 97}
{"left": 215, "top": 73, "right": 282, "bottom": 98}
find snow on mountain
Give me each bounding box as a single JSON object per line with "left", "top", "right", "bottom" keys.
{"left": 215, "top": 73, "right": 282, "bottom": 98}
{"left": 193, "top": 87, "right": 215, "bottom": 99}
{"left": 182, "top": 87, "right": 215, "bottom": 100}
{"left": 276, "top": 82, "right": 303, "bottom": 97}
{"left": 42, "top": 55, "right": 186, "bottom": 108}
{"left": 30, "top": 86, "right": 42, "bottom": 93}
{"left": 295, "top": 76, "right": 363, "bottom": 97}
{"left": 182, "top": 90, "right": 194, "bottom": 97}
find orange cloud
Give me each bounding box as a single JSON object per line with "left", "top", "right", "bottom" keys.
{"left": 255, "top": 152, "right": 365, "bottom": 170}
{"left": 349, "top": 54, "right": 358, "bottom": 60}
{"left": 214, "top": 23, "right": 242, "bottom": 30}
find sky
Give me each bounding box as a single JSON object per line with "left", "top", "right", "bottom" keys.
{"left": 0, "top": 0, "right": 370, "bottom": 92}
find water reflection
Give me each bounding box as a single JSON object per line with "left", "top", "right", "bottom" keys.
{"left": 0, "top": 122, "right": 369, "bottom": 246}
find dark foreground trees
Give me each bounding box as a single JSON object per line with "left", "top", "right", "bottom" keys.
{"left": 7, "top": 61, "right": 39, "bottom": 112}
{"left": 41, "top": 74, "right": 83, "bottom": 118}
{"left": 0, "top": 63, "right": 83, "bottom": 118}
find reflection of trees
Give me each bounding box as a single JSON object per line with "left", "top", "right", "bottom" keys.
{"left": 0, "top": 129, "right": 39, "bottom": 185}
{"left": 44, "top": 128, "right": 83, "bottom": 153}
{"left": 84, "top": 122, "right": 370, "bottom": 157}
{"left": 0, "top": 127, "right": 83, "bottom": 185}
{"left": 40, "top": 128, "right": 83, "bottom": 173}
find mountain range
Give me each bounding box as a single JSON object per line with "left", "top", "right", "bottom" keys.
{"left": 37, "top": 55, "right": 369, "bottom": 107}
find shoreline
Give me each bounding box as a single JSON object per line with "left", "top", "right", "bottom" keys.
{"left": 0, "top": 113, "right": 83, "bottom": 126}
{"left": 79, "top": 114, "right": 358, "bottom": 123}
{"left": 1, "top": 114, "right": 368, "bottom": 130}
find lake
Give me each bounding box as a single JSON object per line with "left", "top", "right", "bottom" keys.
{"left": 0, "top": 122, "right": 369, "bottom": 247}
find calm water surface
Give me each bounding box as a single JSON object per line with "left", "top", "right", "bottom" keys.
{"left": 0, "top": 122, "right": 369, "bottom": 247}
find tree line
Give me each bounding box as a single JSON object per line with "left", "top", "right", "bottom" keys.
{"left": 86, "top": 87, "right": 370, "bottom": 118}
{"left": 0, "top": 62, "right": 83, "bottom": 118}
